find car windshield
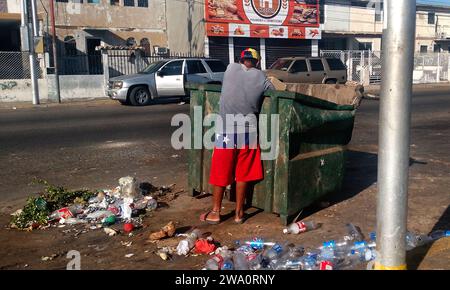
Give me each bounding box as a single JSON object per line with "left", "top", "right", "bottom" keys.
{"left": 140, "top": 61, "right": 167, "bottom": 74}
{"left": 270, "top": 59, "right": 293, "bottom": 71}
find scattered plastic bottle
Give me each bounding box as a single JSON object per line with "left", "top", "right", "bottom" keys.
{"left": 429, "top": 230, "right": 450, "bottom": 240}
{"left": 177, "top": 229, "right": 202, "bottom": 256}
{"left": 300, "top": 252, "right": 319, "bottom": 270}
{"left": 406, "top": 231, "right": 431, "bottom": 250}
{"left": 205, "top": 255, "right": 224, "bottom": 270}
{"left": 237, "top": 238, "right": 276, "bottom": 250}
{"left": 274, "top": 247, "right": 306, "bottom": 270}
{"left": 121, "top": 197, "right": 134, "bottom": 220}
{"left": 146, "top": 197, "right": 158, "bottom": 211}
{"left": 205, "top": 248, "right": 232, "bottom": 270}
{"left": 345, "top": 223, "right": 365, "bottom": 241}
{"left": 221, "top": 257, "right": 234, "bottom": 270}
{"left": 233, "top": 251, "right": 249, "bottom": 270}
{"left": 283, "top": 221, "right": 320, "bottom": 235}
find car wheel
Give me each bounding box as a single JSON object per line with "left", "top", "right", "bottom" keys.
{"left": 325, "top": 79, "right": 337, "bottom": 84}
{"left": 130, "top": 86, "right": 152, "bottom": 106}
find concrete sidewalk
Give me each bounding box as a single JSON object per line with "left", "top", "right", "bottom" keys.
{"left": 364, "top": 82, "right": 450, "bottom": 97}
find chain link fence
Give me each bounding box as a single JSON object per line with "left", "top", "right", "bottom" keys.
{"left": 413, "top": 52, "right": 449, "bottom": 84}
{"left": 0, "top": 51, "right": 42, "bottom": 79}
{"left": 321, "top": 50, "right": 450, "bottom": 85}
{"left": 321, "top": 50, "right": 382, "bottom": 84}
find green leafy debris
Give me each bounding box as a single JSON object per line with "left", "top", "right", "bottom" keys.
{"left": 10, "top": 179, "right": 97, "bottom": 230}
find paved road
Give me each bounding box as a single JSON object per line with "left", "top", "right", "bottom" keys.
{"left": 0, "top": 98, "right": 190, "bottom": 205}
{"left": 0, "top": 89, "right": 448, "bottom": 270}
{"left": 0, "top": 88, "right": 449, "bottom": 212}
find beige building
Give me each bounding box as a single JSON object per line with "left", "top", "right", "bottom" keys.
{"left": 320, "top": 0, "right": 450, "bottom": 53}
{"left": 2, "top": 0, "right": 205, "bottom": 55}
{"left": 416, "top": 4, "right": 450, "bottom": 53}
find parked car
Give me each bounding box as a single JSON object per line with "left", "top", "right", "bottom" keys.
{"left": 265, "top": 57, "right": 348, "bottom": 84}
{"left": 106, "top": 58, "right": 227, "bottom": 106}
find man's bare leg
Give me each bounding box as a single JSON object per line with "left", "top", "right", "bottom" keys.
{"left": 201, "top": 185, "right": 225, "bottom": 222}
{"left": 235, "top": 182, "right": 248, "bottom": 222}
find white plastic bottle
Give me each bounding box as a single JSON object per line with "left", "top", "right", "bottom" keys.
{"left": 283, "top": 221, "right": 320, "bottom": 234}
{"left": 177, "top": 229, "right": 202, "bottom": 256}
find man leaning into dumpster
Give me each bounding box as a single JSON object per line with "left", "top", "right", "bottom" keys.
{"left": 200, "top": 48, "right": 274, "bottom": 225}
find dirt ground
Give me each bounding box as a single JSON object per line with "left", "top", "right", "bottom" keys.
{"left": 0, "top": 95, "right": 449, "bottom": 270}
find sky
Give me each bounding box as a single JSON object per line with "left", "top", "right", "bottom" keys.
{"left": 417, "top": 0, "right": 450, "bottom": 7}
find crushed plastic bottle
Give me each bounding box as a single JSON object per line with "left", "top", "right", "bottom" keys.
{"left": 118, "top": 176, "right": 140, "bottom": 198}
{"left": 177, "top": 229, "right": 202, "bottom": 256}
{"left": 233, "top": 251, "right": 249, "bottom": 270}
{"left": 429, "top": 230, "right": 450, "bottom": 240}
{"left": 146, "top": 197, "right": 158, "bottom": 211}
{"left": 283, "top": 221, "right": 320, "bottom": 235}
{"left": 238, "top": 238, "right": 276, "bottom": 250}
{"left": 121, "top": 197, "right": 134, "bottom": 220}
{"left": 345, "top": 223, "right": 365, "bottom": 241}
{"left": 205, "top": 248, "right": 232, "bottom": 270}
{"left": 406, "top": 231, "right": 432, "bottom": 251}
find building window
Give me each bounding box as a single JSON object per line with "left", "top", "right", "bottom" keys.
{"left": 110, "top": 0, "right": 119, "bottom": 5}
{"left": 358, "top": 42, "right": 373, "bottom": 51}
{"left": 428, "top": 12, "right": 435, "bottom": 25}
{"left": 375, "top": 11, "right": 382, "bottom": 22}
{"left": 124, "top": 0, "right": 135, "bottom": 6}
{"left": 420, "top": 45, "right": 428, "bottom": 53}
{"left": 56, "top": 0, "right": 69, "bottom": 2}
{"left": 87, "top": 0, "right": 99, "bottom": 3}
{"left": 138, "top": 0, "right": 148, "bottom": 7}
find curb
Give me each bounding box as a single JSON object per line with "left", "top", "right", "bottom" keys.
{"left": 363, "top": 93, "right": 380, "bottom": 100}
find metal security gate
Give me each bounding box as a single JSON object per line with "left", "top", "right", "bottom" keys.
{"left": 208, "top": 37, "right": 230, "bottom": 65}
{"left": 266, "top": 39, "right": 312, "bottom": 68}
{"left": 321, "top": 50, "right": 383, "bottom": 84}
{"left": 233, "top": 38, "right": 260, "bottom": 64}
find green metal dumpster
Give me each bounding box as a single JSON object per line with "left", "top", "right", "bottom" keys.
{"left": 187, "top": 82, "right": 363, "bottom": 225}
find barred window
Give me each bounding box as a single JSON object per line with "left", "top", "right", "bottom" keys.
{"left": 110, "top": 0, "right": 119, "bottom": 5}
{"left": 138, "top": 0, "right": 148, "bottom": 7}
{"left": 124, "top": 0, "right": 135, "bottom": 6}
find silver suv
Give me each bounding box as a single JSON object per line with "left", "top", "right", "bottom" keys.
{"left": 106, "top": 58, "right": 226, "bottom": 106}
{"left": 265, "top": 57, "right": 348, "bottom": 84}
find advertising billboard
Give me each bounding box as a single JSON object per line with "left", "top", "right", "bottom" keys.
{"left": 205, "top": 0, "right": 321, "bottom": 40}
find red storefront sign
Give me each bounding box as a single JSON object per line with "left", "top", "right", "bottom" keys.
{"left": 205, "top": 0, "right": 321, "bottom": 40}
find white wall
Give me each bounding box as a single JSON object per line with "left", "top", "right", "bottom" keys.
{"left": 6, "top": 0, "right": 20, "bottom": 13}
{"left": 0, "top": 75, "right": 106, "bottom": 102}
{"left": 0, "top": 79, "right": 48, "bottom": 102}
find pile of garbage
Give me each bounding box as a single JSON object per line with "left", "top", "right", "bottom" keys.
{"left": 175, "top": 222, "right": 449, "bottom": 271}
{"left": 10, "top": 177, "right": 176, "bottom": 232}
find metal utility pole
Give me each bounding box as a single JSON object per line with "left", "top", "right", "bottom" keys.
{"left": 49, "top": 0, "right": 61, "bottom": 103}
{"left": 375, "top": 0, "right": 416, "bottom": 270}
{"left": 23, "top": 0, "right": 40, "bottom": 105}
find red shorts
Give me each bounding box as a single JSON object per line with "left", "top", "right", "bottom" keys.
{"left": 209, "top": 146, "right": 264, "bottom": 187}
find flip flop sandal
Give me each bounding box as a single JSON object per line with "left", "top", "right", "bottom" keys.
{"left": 200, "top": 210, "right": 221, "bottom": 225}
{"left": 234, "top": 214, "right": 247, "bottom": 224}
